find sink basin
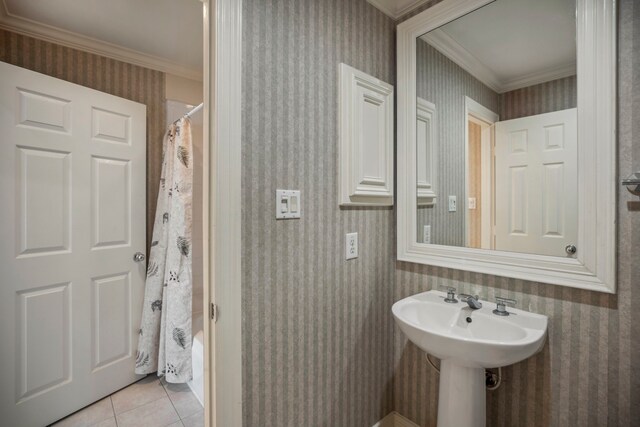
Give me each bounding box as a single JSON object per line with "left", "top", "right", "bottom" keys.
{"left": 392, "top": 290, "right": 547, "bottom": 368}
{"left": 392, "top": 290, "right": 548, "bottom": 427}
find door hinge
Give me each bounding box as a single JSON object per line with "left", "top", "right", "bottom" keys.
{"left": 210, "top": 303, "right": 218, "bottom": 323}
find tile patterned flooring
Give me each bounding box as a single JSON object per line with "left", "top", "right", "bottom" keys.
{"left": 50, "top": 375, "right": 203, "bottom": 427}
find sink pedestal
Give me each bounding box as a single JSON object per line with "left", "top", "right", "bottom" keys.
{"left": 437, "top": 360, "right": 485, "bottom": 427}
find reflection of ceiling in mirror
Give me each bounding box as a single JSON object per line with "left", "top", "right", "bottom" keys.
{"left": 420, "top": 0, "right": 576, "bottom": 93}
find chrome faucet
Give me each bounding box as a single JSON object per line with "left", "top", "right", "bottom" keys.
{"left": 458, "top": 294, "right": 482, "bottom": 309}
{"left": 443, "top": 287, "right": 458, "bottom": 303}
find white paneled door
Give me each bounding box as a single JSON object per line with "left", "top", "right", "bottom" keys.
{"left": 494, "top": 108, "right": 577, "bottom": 257}
{"left": 0, "top": 62, "right": 147, "bottom": 427}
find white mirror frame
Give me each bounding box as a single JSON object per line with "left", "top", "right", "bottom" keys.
{"left": 397, "top": 0, "right": 617, "bottom": 293}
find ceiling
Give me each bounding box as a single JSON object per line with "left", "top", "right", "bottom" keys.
{"left": 1, "top": 0, "right": 203, "bottom": 80}
{"left": 421, "top": 0, "right": 576, "bottom": 93}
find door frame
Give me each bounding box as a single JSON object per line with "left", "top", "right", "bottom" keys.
{"left": 203, "top": 0, "right": 243, "bottom": 426}
{"left": 463, "top": 96, "right": 498, "bottom": 248}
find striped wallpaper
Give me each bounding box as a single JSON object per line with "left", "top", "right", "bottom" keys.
{"left": 415, "top": 38, "right": 499, "bottom": 246}
{"left": 499, "top": 76, "right": 577, "bottom": 121}
{"left": 240, "top": 0, "right": 638, "bottom": 425}
{"left": 394, "top": 1, "right": 640, "bottom": 426}
{"left": 241, "top": 0, "right": 396, "bottom": 426}
{"left": 0, "top": 29, "right": 166, "bottom": 251}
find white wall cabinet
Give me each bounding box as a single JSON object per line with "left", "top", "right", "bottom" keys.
{"left": 339, "top": 63, "right": 394, "bottom": 206}
{"left": 416, "top": 97, "right": 437, "bottom": 205}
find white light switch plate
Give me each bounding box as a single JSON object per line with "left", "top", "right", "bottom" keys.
{"left": 448, "top": 195, "right": 457, "bottom": 212}
{"left": 346, "top": 232, "right": 358, "bottom": 260}
{"left": 423, "top": 225, "right": 431, "bottom": 244}
{"left": 468, "top": 197, "right": 476, "bottom": 209}
{"left": 276, "top": 189, "right": 301, "bottom": 219}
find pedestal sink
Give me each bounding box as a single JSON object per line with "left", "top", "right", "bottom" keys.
{"left": 392, "top": 290, "right": 548, "bottom": 427}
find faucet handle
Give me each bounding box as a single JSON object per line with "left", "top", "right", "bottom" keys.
{"left": 493, "top": 297, "right": 517, "bottom": 316}
{"left": 440, "top": 286, "right": 457, "bottom": 303}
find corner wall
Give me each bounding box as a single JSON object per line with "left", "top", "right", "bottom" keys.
{"left": 241, "top": 0, "right": 396, "bottom": 425}
{"left": 415, "top": 38, "right": 499, "bottom": 247}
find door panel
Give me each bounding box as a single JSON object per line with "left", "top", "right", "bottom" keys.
{"left": 92, "top": 156, "right": 131, "bottom": 248}
{"left": 92, "top": 272, "right": 132, "bottom": 371}
{"left": 495, "top": 108, "right": 577, "bottom": 257}
{"left": 0, "top": 61, "right": 146, "bottom": 427}
{"left": 17, "top": 282, "right": 72, "bottom": 403}
{"left": 92, "top": 107, "right": 131, "bottom": 144}
{"left": 17, "top": 147, "right": 72, "bottom": 256}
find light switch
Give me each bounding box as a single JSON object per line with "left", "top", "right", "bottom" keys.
{"left": 448, "top": 195, "right": 457, "bottom": 212}
{"left": 468, "top": 197, "right": 476, "bottom": 209}
{"left": 276, "top": 190, "right": 301, "bottom": 219}
{"left": 346, "top": 232, "right": 358, "bottom": 260}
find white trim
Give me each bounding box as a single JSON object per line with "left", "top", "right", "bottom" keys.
{"left": 463, "top": 97, "right": 498, "bottom": 248}
{"left": 479, "top": 123, "right": 493, "bottom": 250}
{"left": 372, "top": 412, "right": 420, "bottom": 427}
{"left": 422, "top": 29, "right": 577, "bottom": 93}
{"left": 464, "top": 97, "right": 499, "bottom": 125}
{"left": 396, "top": 0, "right": 617, "bottom": 293}
{"left": 499, "top": 61, "right": 576, "bottom": 93}
{"left": 416, "top": 97, "right": 437, "bottom": 205}
{"left": 207, "top": 0, "right": 243, "bottom": 426}
{"left": 0, "top": 1, "right": 202, "bottom": 81}
{"left": 338, "top": 63, "right": 394, "bottom": 206}
{"left": 366, "top": 0, "right": 431, "bottom": 20}
{"left": 202, "top": 2, "right": 212, "bottom": 426}
{"left": 422, "top": 29, "right": 502, "bottom": 92}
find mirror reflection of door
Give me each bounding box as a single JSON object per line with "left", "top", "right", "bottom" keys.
{"left": 415, "top": 0, "right": 578, "bottom": 257}
{"left": 466, "top": 114, "right": 494, "bottom": 250}
{"left": 494, "top": 109, "right": 577, "bottom": 257}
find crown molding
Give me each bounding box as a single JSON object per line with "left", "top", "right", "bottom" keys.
{"left": 422, "top": 28, "right": 576, "bottom": 93}
{"left": 421, "top": 29, "right": 502, "bottom": 92}
{"left": 367, "top": 0, "right": 431, "bottom": 20}
{"left": 0, "top": 1, "right": 202, "bottom": 81}
{"left": 499, "top": 61, "right": 576, "bottom": 92}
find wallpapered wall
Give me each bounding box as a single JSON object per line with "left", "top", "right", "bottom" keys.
{"left": 499, "top": 75, "right": 577, "bottom": 121}
{"left": 0, "top": 29, "right": 166, "bottom": 250}
{"left": 241, "top": 0, "right": 396, "bottom": 426}
{"left": 394, "top": 1, "right": 640, "bottom": 427}
{"left": 415, "top": 38, "right": 498, "bottom": 246}
{"left": 240, "top": 0, "right": 638, "bottom": 425}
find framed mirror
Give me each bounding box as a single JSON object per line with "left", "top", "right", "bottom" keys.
{"left": 396, "top": 0, "right": 617, "bottom": 292}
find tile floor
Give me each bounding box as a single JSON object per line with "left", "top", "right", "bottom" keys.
{"left": 50, "top": 375, "right": 203, "bottom": 427}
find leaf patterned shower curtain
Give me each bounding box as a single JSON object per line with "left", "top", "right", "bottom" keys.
{"left": 136, "top": 117, "right": 193, "bottom": 383}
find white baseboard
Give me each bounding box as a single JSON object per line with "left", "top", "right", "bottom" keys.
{"left": 372, "top": 411, "right": 420, "bottom": 427}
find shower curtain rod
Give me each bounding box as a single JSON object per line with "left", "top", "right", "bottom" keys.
{"left": 185, "top": 102, "right": 204, "bottom": 118}
{"left": 172, "top": 102, "right": 204, "bottom": 125}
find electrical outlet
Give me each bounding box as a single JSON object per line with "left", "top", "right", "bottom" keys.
{"left": 448, "top": 195, "right": 457, "bottom": 212}
{"left": 423, "top": 225, "right": 431, "bottom": 244}
{"left": 346, "top": 232, "right": 358, "bottom": 260}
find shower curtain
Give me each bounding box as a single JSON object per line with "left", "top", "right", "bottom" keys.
{"left": 136, "top": 117, "right": 193, "bottom": 383}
